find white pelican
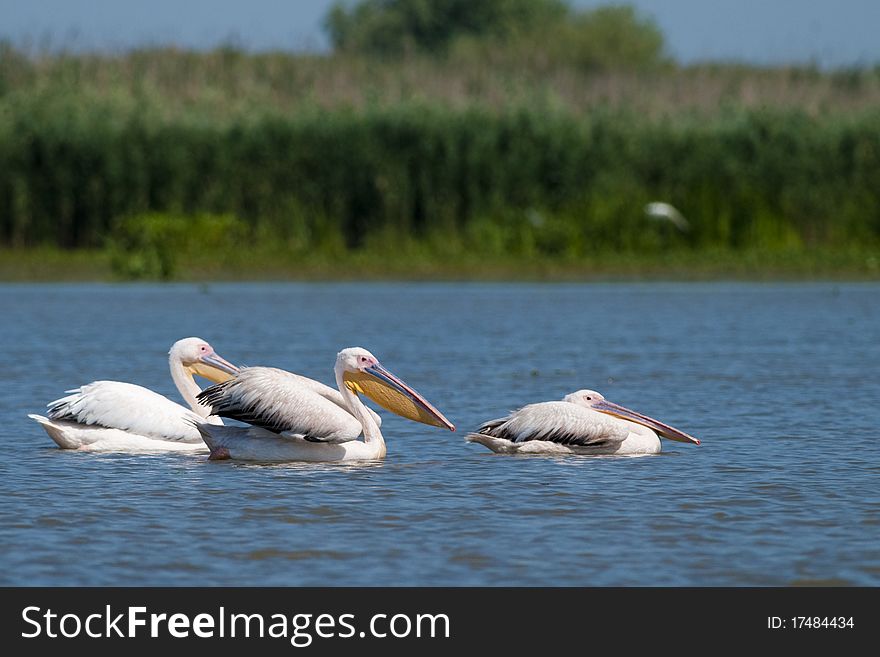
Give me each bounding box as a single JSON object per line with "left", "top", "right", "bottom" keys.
{"left": 28, "top": 337, "right": 239, "bottom": 452}
{"left": 195, "top": 347, "right": 455, "bottom": 462}
{"left": 467, "top": 389, "right": 700, "bottom": 456}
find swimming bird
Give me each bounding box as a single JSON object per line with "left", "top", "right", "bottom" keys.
{"left": 195, "top": 347, "right": 455, "bottom": 462}
{"left": 467, "top": 389, "right": 699, "bottom": 456}
{"left": 29, "top": 337, "right": 239, "bottom": 452}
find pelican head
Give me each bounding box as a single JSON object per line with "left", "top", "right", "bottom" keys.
{"left": 170, "top": 337, "right": 240, "bottom": 384}
{"left": 565, "top": 389, "right": 700, "bottom": 445}
{"left": 336, "top": 347, "right": 455, "bottom": 431}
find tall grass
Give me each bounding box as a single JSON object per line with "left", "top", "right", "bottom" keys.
{"left": 4, "top": 45, "right": 880, "bottom": 118}
{"left": 1, "top": 46, "right": 879, "bottom": 275}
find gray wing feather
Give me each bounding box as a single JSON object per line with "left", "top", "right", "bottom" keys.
{"left": 476, "top": 401, "right": 629, "bottom": 448}
{"left": 198, "top": 367, "right": 364, "bottom": 443}
{"left": 291, "top": 376, "right": 382, "bottom": 428}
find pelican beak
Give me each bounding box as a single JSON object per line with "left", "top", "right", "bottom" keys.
{"left": 343, "top": 363, "right": 455, "bottom": 431}
{"left": 188, "top": 352, "right": 240, "bottom": 383}
{"left": 592, "top": 399, "right": 700, "bottom": 445}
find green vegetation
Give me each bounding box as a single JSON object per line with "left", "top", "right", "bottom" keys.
{"left": 108, "top": 213, "right": 245, "bottom": 279}
{"left": 327, "top": 0, "right": 569, "bottom": 56}
{"left": 2, "top": 104, "right": 879, "bottom": 261}
{"left": 325, "top": 1, "right": 665, "bottom": 71}
{"left": 0, "top": 0, "right": 879, "bottom": 281}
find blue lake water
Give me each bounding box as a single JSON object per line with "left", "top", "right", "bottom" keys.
{"left": 1, "top": 282, "right": 878, "bottom": 586}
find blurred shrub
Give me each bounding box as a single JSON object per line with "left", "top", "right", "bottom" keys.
{"left": 326, "top": 0, "right": 568, "bottom": 55}
{"left": 109, "top": 212, "right": 245, "bottom": 279}
{"left": 554, "top": 5, "right": 667, "bottom": 71}
{"left": 327, "top": 1, "right": 667, "bottom": 71}
{"left": 449, "top": 5, "right": 668, "bottom": 72}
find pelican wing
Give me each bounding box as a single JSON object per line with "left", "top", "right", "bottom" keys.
{"left": 475, "top": 401, "right": 630, "bottom": 448}
{"left": 292, "top": 375, "right": 382, "bottom": 428}
{"left": 46, "top": 381, "right": 202, "bottom": 442}
{"left": 197, "top": 367, "right": 364, "bottom": 443}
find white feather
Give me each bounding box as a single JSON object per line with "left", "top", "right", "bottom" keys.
{"left": 468, "top": 400, "right": 661, "bottom": 456}
{"left": 196, "top": 347, "right": 455, "bottom": 462}
{"left": 30, "top": 336, "right": 236, "bottom": 452}
{"left": 28, "top": 414, "right": 206, "bottom": 452}
{"left": 197, "top": 425, "right": 383, "bottom": 462}
{"left": 292, "top": 375, "right": 382, "bottom": 428}
{"left": 496, "top": 401, "right": 630, "bottom": 443}
{"left": 200, "top": 367, "right": 365, "bottom": 443}
{"left": 46, "top": 381, "right": 205, "bottom": 442}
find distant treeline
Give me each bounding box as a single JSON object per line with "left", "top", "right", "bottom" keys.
{"left": 325, "top": 0, "right": 667, "bottom": 70}
{"left": 1, "top": 100, "right": 879, "bottom": 256}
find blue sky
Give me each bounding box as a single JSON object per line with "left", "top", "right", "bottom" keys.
{"left": 1, "top": 0, "right": 878, "bottom": 67}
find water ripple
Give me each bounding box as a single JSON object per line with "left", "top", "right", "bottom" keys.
{"left": 1, "top": 282, "right": 879, "bottom": 585}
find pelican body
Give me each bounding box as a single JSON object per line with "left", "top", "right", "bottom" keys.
{"left": 29, "top": 338, "right": 239, "bottom": 452}
{"left": 196, "top": 347, "right": 455, "bottom": 462}
{"left": 467, "top": 390, "right": 700, "bottom": 456}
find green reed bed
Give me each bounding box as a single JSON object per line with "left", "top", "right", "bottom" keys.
{"left": 1, "top": 47, "right": 879, "bottom": 280}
